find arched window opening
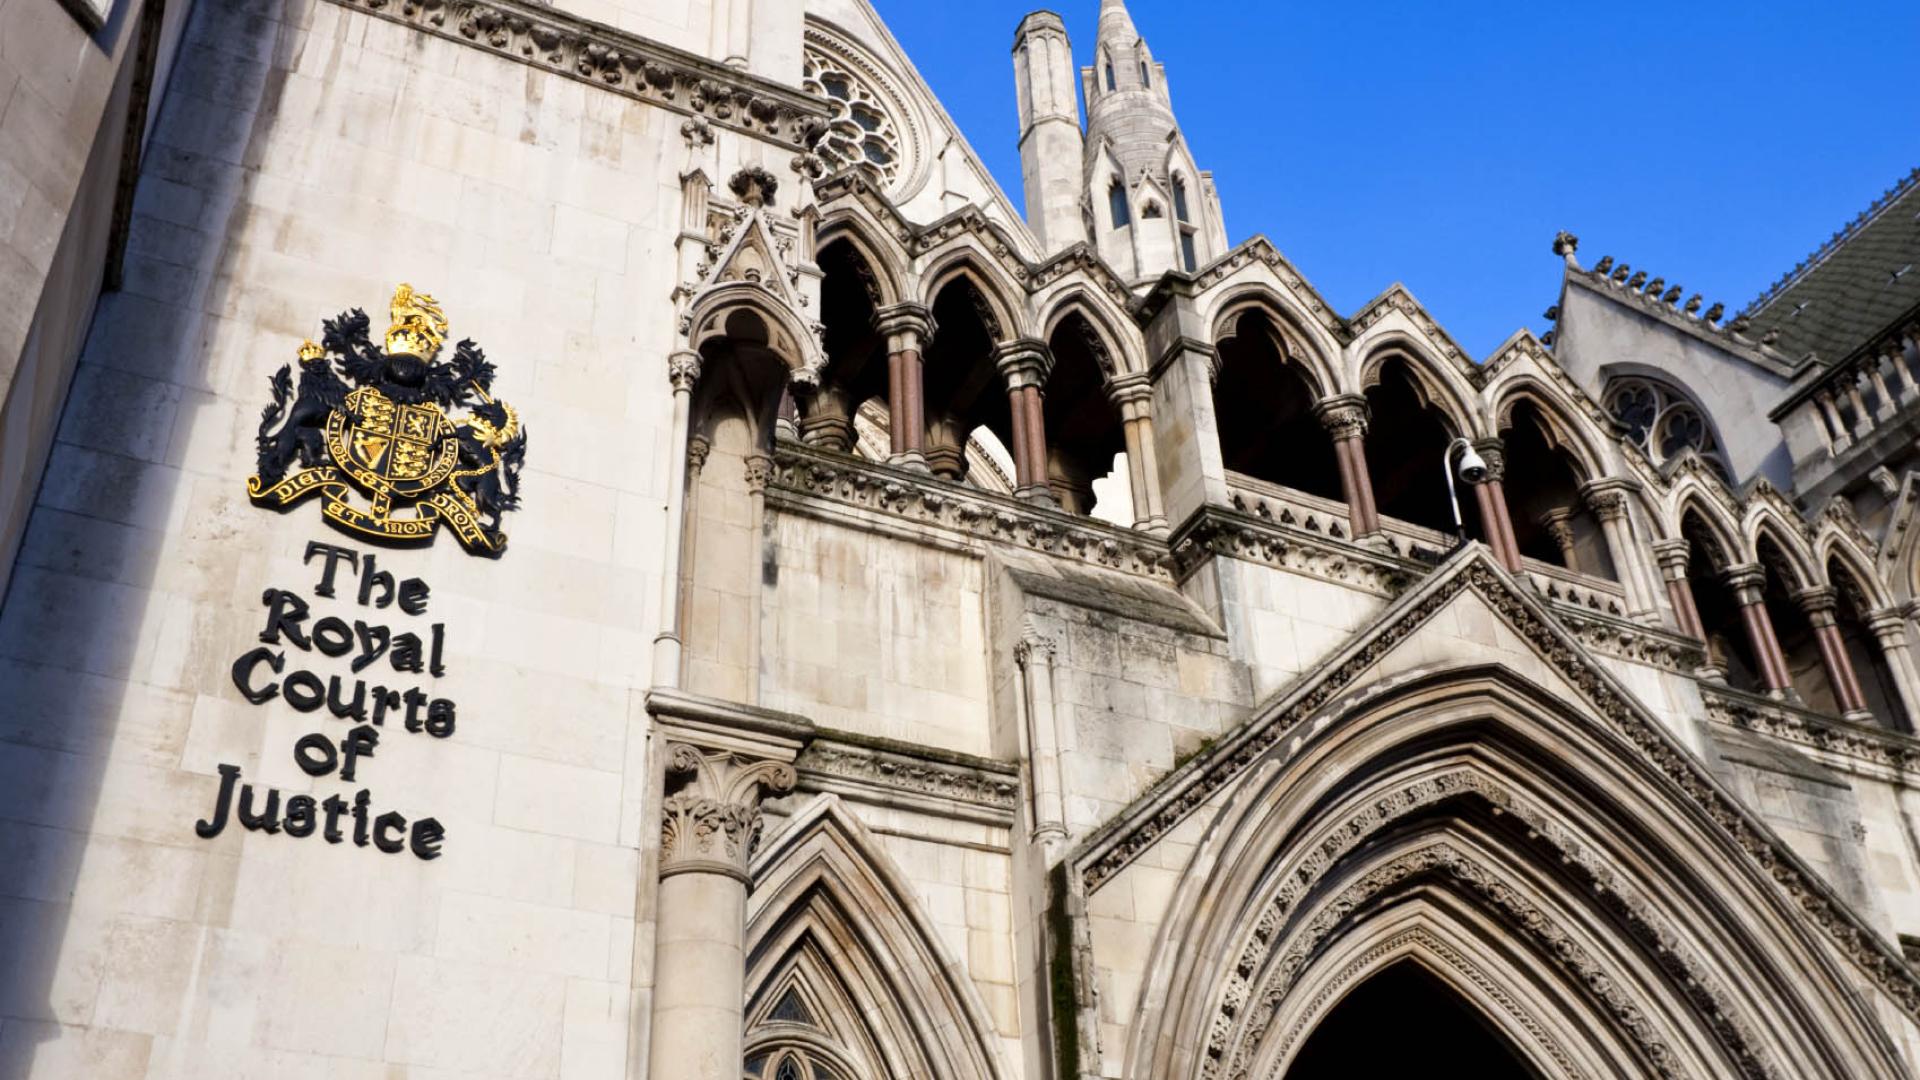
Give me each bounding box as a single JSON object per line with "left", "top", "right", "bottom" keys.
{"left": 1605, "top": 375, "right": 1729, "bottom": 480}
{"left": 1213, "top": 310, "right": 1341, "bottom": 503}
{"left": 1499, "top": 403, "right": 1614, "bottom": 578}
{"left": 1180, "top": 230, "right": 1198, "bottom": 273}
{"left": 1683, "top": 510, "right": 1760, "bottom": 691}
{"left": 1108, "top": 180, "right": 1130, "bottom": 229}
{"left": 804, "top": 239, "right": 887, "bottom": 456}
{"left": 1829, "top": 559, "right": 1910, "bottom": 731}
{"left": 1138, "top": 59, "right": 1151, "bottom": 87}
{"left": 1043, "top": 314, "right": 1128, "bottom": 521}
{"left": 1756, "top": 535, "right": 1838, "bottom": 711}
{"left": 921, "top": 279, "right": 1019, "bottom": 491}
{"left": 1286, "top": 962, "right": 1532, "bottom": 1079}
{"left": 1104, "top": 61, "right": 1115, "bottom": 90}
{"left": 1173, "top": 177, "right": 1191, "bottom": 223}
{"left": 1364, "top": 359, "right": 1485, "bottom": 541}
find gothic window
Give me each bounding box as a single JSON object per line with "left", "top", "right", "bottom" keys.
{"left": 1142, "top": 200, "right": 1163, "bottom": 219}
{"left": 1109, "top": 180, "right": 1130, "bottom": 228}
{"left": 1180, "top": 230, "right": 1198, "bottom": 272}
{"left": 1173, "top": 176, "right": 1191, "bottom": 223}
{"left": 1104, "top": 61, "right": 1115, "bottom": 90}
{"left": 1139, "top": 60, "right": 1151, "bottom": 87}
{"left": 802, "top": 47, "right": 903, "bottom": 185}
{"left": 745, "top": 1050, "right": 846, "bottom": 1080}
{"left": 1604, "top": 376, "right": 1728, "bottom": 479}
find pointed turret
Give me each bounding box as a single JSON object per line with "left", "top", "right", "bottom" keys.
{"left": 1012, "top": 11, "right": 1086, "bottom": 255}
{"left": 1080, "top": 0, "right": 1224, "bottom": 282}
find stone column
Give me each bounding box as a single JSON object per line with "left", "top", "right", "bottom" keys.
{"left": 743, "top": 453, "right": 773, "bottom": 702}
{"left": 1652, "top": 539, "right": 1705, "bottom": 640}
{"left": 1816, "top": 390, "right": 1851, "bottom": 453}
{"left": 1796, "top": 587, "right": 1871, "bottom": 720}
{"left": 1582, "top": 481, "right": 1658, "bottom": 618}
{"left": 1725, "top": 564, "right": 1793, "bottom": 695}
{"left": 1867, "top": 609, "right": 1920, "bottom": 732}
{"left": 1470, "top": 440, "right": 1522, "bottom": 573}
{"left": 1109, "top": 374, "right": 1167, "bottom": 532}
{"left": 797, "top": 384, "right": 855, "bottom": 454}
{"left": 1312, "top": 394, "right": 1379, "bottom": 538}
{"left": 649, "top": 741, "right": 797, "bottom": 1080}
{"left": 1537, "top": 507, "right": 1580, "bottom": 573}
{"left": 994, "top": 340, "right": 1057, "bottom": 506}
{"left": 924, "top": 413, "right": 969, "bottom": 482}
{"left": 1015, "top": 626, "right": 1068, "bottom": 861}
{"left": 876, "top": 303, "right": 933, "bottom": 471}
{"left": 654, "top": 352, "right": 703, "bottom": 686}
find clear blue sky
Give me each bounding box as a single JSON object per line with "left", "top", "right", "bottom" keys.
{"left": 870, "top": 0, "right": 1920, "bottom": 359}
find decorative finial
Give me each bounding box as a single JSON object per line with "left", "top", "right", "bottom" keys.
{"left": 1661, "top": 285, "right": 1682, "bottom": 306}
{"left": 1704, "top": 302, "right": 1724, "bottom": 324}
{"left": 1626, "top": 270, "right": 1647, "bottom": 290}
{"left": 1592, "top": 255, "right": 1614, "bottom": 275}
{"left": 385, "top": 284, "right": 448, "bottom": 360}
{"left": 1611, "top": 264, "right": 1631, "bottom": 284}
{"left": 1552, "top": 231, "right": 1579, "bottom": 257}
{"left": 1644, "top": 276, "right": 1665, "bottom": 297}
{"left": 1684, "top": 294, "right": 1702, "bottom": 315}
{"left": 728, "top": 165, "right": 779, "bottom": 208}
{"left": 1542, "top": 305, "right": 1560, "bottom": 321}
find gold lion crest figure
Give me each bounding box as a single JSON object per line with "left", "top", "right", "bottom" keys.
{"left": 247, "top": 284, "right": 527, "bottom": 557}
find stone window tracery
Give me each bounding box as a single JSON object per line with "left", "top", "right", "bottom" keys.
{"left": 802, "top": 47, "right": 902, "bottom": 184}
{"left": 1604, "top": 376, "right": 1727, "bottom": 478}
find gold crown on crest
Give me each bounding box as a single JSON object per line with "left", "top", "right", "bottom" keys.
{"left": 384, "top": 283, "right": 448, "bottom": 359}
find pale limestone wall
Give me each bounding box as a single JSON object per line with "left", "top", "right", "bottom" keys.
{"left": 760, "top": 512, "right": 991, "bottom": 756}
{"left": 0, "top": 0, "right": 770, "bottom": 1071}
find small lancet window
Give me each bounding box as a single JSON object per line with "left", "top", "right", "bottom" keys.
{"left": 1104, "top": 63, "right": 1115, "bottom": 90}
{"left": 1139, "top": 60, "right": 1150, "bottom": 87}
{"left": 1181, "top": 230, "right": 1198, "bottom": 272}
{"left": 1109, "top": 181, "right": 1130, "bottom": 228}
{"left": 1173, "top": 177, "right": 1191, "bottom": 223}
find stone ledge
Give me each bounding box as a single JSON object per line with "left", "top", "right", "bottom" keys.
{"left": 320, "top": 0, "right": 828, "bottom": 146}
{"left": 796, "top": 730, "right": 1019, "bottom": 826}
{"left": 1701, "top": 682, "right": 1920, "bottom": 784}
{"left": 766, "top": 440, "right": 1173, "bottom": 581}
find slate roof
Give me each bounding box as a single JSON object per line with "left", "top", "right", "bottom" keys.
{"left": 1743, "top": 166, "right": 1920, "bottom": 365}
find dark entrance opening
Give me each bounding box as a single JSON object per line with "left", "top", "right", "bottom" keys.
{"left": 1285, "top": 961, "right": 1537, "bottom": 1079}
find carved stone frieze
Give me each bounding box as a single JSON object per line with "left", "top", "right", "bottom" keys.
{"left": 1702, "top": 683, "right": 1920, "bottom": 779}
{"left": 1174, "top": 506, "right": 1421, "bottom": 598}
{"left": 765, "top": 442, "right": 1173, "bottom": 581}
{"left": 797, "top": 739, "right": 1019, "bottom": 811}
{"left": 319, "top": 0, "right": 827, "bottom": 147}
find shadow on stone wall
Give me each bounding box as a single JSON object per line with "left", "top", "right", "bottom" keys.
{"left": 0, "top": 0, "right": 323, "bottom": 1067}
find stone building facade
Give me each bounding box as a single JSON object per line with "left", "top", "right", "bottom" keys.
{"left": 3, "top": 0, "right": 1920, "bottom": 1076}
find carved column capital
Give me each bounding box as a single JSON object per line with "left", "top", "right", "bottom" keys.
{"left": 668, "top": 350, "right": 704, "bottom": 392}
{"left": 1651, "top": 538, "right": 1691, "bottom": 578}
{"left": 660, "top": 742, "right": 797, "bottom": 882}
{"left": 875, "top": 302, "right": 935, "bottom": 352}
{"left": 743, "top": 452, "right": 774, "bottom": 495}
{"left": 1579, "top": 478, "right": 1638, "bottom": 523}
{"left": 1868, "top": 608, "right": 1911, "bottom": 645}
{"left": 1721, "top": 563, "right": 1767, "bottom": 606}
{"left": 1537, "top": 507, "right": 1579, "bottom": 549}
{"left": 992, "top": 339, "right": 1053, "bottom": 389}
{"left": 686, "top": 434, "right": 712, "bottom": 472}
{"left": 1793, "top": 586, "right": 1839, "bottom": 626}
{"left": 1311, "top": 394, "right": 1370, "bottom": 440}
{"left": 1471, "top": 438, "right": 1506, "bottom": 482}
{"left": 1106, "top": 373, "right": 1153, "bottom": 412}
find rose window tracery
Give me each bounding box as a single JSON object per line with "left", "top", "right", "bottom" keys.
{"left": 1604, "top": 376, "right": 1728, "bottom": 480}
{"left": 802, "top": 47, "right": 903, "bottom": 184}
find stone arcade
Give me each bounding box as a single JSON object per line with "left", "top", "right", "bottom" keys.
{"left": 5, "top": 0, "right": 1920, "bottom": 1076}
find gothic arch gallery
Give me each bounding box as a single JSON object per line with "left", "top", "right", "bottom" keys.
{"left": 3, "top": 0, "right": 1920, "bottom": 1077}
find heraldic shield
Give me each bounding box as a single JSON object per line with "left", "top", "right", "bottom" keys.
{"left": 247, "top": 284, "right": 527, "bottom": 557}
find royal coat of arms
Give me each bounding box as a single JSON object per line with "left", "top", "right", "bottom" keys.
{"left": 248, "top": 285, "right": 527, "bottom": 557}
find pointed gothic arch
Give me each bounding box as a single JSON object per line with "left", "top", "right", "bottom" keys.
{"left": 746, "top": 796, "right": 1011, "bottom": 1080}
{"left": 1126, "top": 663, "right": 1910, "bottom": 1080}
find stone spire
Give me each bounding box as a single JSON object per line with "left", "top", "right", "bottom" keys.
{"left": 1078, "top": 0, "right": 1224, "bottom": 283}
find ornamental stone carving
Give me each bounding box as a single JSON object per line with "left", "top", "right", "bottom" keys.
{"left": 661, "top": 742, "right": 797, "bottom": 881}
{"left": 1311, "top": 396, "right": 1369, "bottom": 441}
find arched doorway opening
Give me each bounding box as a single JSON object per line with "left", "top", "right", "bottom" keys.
{"left": 1500, "top": 402, "right": 1612, "bottom": 577}
{"left": 1286, "top": 961, "right": 1537, "bottom": 1079}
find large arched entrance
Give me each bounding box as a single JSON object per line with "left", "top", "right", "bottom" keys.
{"left": 1286, "top": 961, "right": 1536, "bottom": 1079}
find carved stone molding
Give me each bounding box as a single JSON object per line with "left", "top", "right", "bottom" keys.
{"left": 662, "top": 742, "right": 798, "bottom": 882}
{"left": 765, "top": 441, "right": 1173, "bottom": 581}
{"left": 1174, "top": 506, "right": 1422, "bottom": 598}
{"left": 319, "top": 0, "right": 827, "bottom": 147}
{"left": 1207, "top": 771, "right": 1772, "bottom": 1080}
{"left": 1702, "top": 683, "right": 1920, "bottom": 781}
{"left": 797, "top": 736, "right": 1019, "bottom": 816}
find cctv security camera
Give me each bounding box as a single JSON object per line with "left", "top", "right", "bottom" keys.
{"left": 1456, "top": 446, "right": 1489, "bottom": 485}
